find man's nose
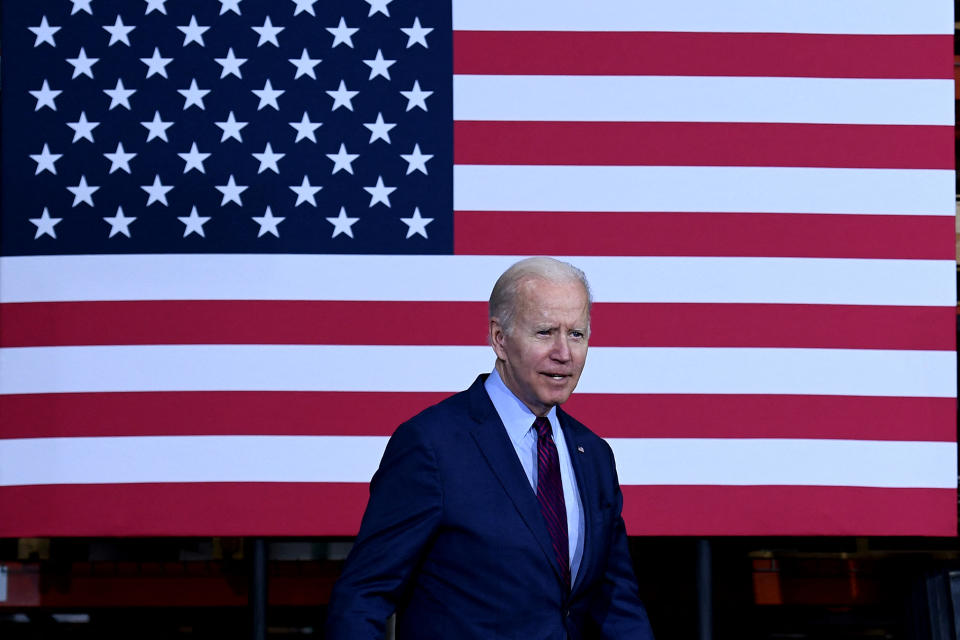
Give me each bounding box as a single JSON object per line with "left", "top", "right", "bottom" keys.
{"left": 551, "top": 334, "right": 571, "bottom": 361}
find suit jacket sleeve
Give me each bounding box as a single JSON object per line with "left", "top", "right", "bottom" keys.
{"left": 325, "top": 420, "right": 443, "bottom": 640}
{"left": 588, "top": 442, "right": 656, "bottom": 639}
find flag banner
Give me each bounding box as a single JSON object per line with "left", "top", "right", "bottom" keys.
{"left": 0, "top": 0, "right": 955, "bottom": 536}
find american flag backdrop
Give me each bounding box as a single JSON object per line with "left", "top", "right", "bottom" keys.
{"left": 0, "top": 0, "right": 956, "bottom": 536}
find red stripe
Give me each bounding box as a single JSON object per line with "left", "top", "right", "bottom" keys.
{"left": 621, "top": 486, "right": 957, "bottom": 535}
{"left": 1, "top": 301, "right": 953, "bottom": 349}
{"left": 0, "top": 483, "right": 370, "bottom": 537}
{"left": 453, "top": 31, "right": 953, "bottom": 79}
{"left": 454, "top": 211, "right": 956, "bottom": 260}
{"left": 0, "top": 392, "right": 447, "bottom": 438}
{"left": 454, "top": 122, "right": 954, "bottom": 170}
{"left": 590, "top": 303, "right": 956, "bottom": 350}
{"left": 562, "top": 394, "right": 957, "bottom": 441}
{"left": 0, "top": 300, "right": 483, "bottom": 347}
{"left": 0, "top": 483, "right": 952, "bottom": 537}
{"left": 1, "top": 392, "right": 953, "bottom": 441}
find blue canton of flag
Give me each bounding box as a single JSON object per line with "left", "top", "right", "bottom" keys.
{"left": 1, "top": 0, "right": 453, "bottom": 255}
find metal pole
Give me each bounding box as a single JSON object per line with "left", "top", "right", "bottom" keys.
{"left": 249, "top": 538, "right": 268, "bottom": 640}
{"left": 696, "top": 538, "right": 713, "bottom": 640}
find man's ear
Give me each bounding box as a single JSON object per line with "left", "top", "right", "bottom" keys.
{"left": 490, "top": 318, "right": 508, "bottom": 361}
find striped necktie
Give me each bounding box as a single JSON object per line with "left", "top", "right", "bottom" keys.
{"left": 534, "top": 416, "right": 571, "bottom": 591}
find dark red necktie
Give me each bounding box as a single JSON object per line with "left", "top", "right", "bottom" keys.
{"left": 534, "top": 417, "right": 571, "bottom": 591}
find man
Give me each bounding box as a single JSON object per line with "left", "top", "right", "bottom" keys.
{"left": 326, "top": 257, "right": 655, "bottom": 639}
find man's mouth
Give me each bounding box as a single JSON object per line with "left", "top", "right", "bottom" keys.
{"left": 542, "top": 373, "right": 570, "bottom": 380}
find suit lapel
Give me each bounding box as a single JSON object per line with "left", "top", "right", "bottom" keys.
{"left": 466, "top": 377, "right": 567, "bottom": 587}
{"left": 560, "top": 410, "right": 597, "bottom": 596}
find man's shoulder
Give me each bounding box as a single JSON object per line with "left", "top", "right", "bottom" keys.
{"left": 392, "top": 376, "right": 488, "bottom": 440}
{"left": 407, "top": 386, "right": 473, "bottom": 425}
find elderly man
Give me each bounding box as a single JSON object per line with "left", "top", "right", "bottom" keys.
{"left": 326, "top": 257, "right": 654, "bottom": 640}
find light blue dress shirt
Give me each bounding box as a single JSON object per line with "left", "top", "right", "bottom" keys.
{"left": 484, "top": 368, "right": 585, "bottom": 583}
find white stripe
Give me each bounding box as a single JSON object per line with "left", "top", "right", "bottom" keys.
{"left": 452, "top": 0, "right": 952, "bottom": 35}
{"left": 0, "top": 436, "right": 387, "bottom": 486}
{"left": 1, "top": 255, "right": 954, "bottom": 306}
{"left": 583, "top": 347, "right": 957, "bottom": 398}
{"left": 581, "top": 257, "right": 955, "bottom": 307}
{"left": 608, "top": 439, "right": 957, "bottom": 488}
{"left": 1, "top": 345, "right": 954, "bottom": 397}
{"left": 0, "top": 436, "right": 953, "bottom": 488}
{"left": 454, "top": 165, "right": 955, "bottom": 215}
{"left": 453, "top": 76, "right": 954, "bottom": 126}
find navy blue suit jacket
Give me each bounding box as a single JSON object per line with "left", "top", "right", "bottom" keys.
{"left": 326, "top": 375, "right": 654, "bottom": 640}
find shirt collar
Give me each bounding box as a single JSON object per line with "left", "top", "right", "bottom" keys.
{"left": 484, "top": 367, "right": 559, "bottom": 447}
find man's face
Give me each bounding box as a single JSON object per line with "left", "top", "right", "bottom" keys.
{"left": 491, "top": 278, "right": 590, "bottom": 417}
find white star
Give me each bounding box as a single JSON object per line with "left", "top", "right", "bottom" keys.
{"left": 363, "top": 112, "right": 395, "bottom": 144}
{"left": 290, "top": 175, "right": 322, "bottom": 206}
{"left": 30, "top": 143, "right": 62, "bottom": 175}
{"left": 253, "top": 206, "right": 284, "bottom": 237}
{"left": 30, "top": 80, "right": 61, "bottom": 111}
{"left": 219, "top": 0, "right": 242, "bottom": 15}
{"left": 252, "top": 142, "right": 284, "bottom": 174}
{"left": 104, "top": 78, "right": 136, "bottom": 110}
{"left": 30, "top": 17, "right": 60, "bottom": 47}
{"left": 363, "top": 49, "right": 395, "bottom": 80}
{"left": 66, "top": 47, "right": 99, "bottom": 79}
{"left": 178, "top": 79, "right": 209, "bottom": 110}
{"left": 401, "top": 143, "right": 433, "bottom": 175}
{"left": 363, "top": 175, "right": 395, "bottom": 207}
{"left": 140, "top": 47, "right": 173, "bottom": 78}
{"left": 327, "top": 207, "right": 358, "bottom": 238}
{"left": 326, "top": 143, "right": 359, "bottom": 174}
{"left": 401, "top": 17, "right": 432, "bottom": 48}
{"left": 326, "top": 80, "right": 358, "bottom": 111}
{"left": 215, "top": 111, "right": 248, "bottom": 142}
{"left": 71, "top": 0, "right": 93, "bottom": 16}
{"left": 141, "top": 111, "right": 173, "bottom": 142}
{"left": 289, "top": 48, "right": 321, "bottom": 79}
{"left": 215, "top": 48, "right": 247, "bottom": 78}
{"left": 30, "top": 208, "right": 62, "bottom": 239}
{"left": 144, "top": 0, "right": 167, "bottom": 14}
{"left": 67, "top": 111, "right": 100, "bottom": 142}
{"left": 252, "top": 16, "right": 284, "bottom": 47}
{"left": 400, "top": 207, "right": 433, "bottom": 239}
{"left": 142, "top": 174, "right": 173, "bottom": 206}
{"left": 365, "top": 0, "right": 392, "bottom": 17}
{"left": 179, "top": 206, "right": 211, "bottom": 237}
{"left": 104, "top": 206, "right": 136, "bottom": 238}
{"left": 178, "top": 142, "right": 210, "bottom": 173}
{"left": 216, "top": 175, "right": 248, "bottom": 206}
{"left": 252, "top": 79, "right": 284, "bottom": 110}
{"left": 327, "top": 17, "right": 358, "bottom": 48}
{"left": 400, "top": 80, "right": 432, "bottom": 111}
{"left": 291, "top": 0, "right": 316, "bottom": 15}
{"left": 103, "top": 15, "right": 135, "bottom": 46}
{"left": 67, "top": 176, "right": 99, "bottom": 207}
{"left": 104, "top": 142, "right": 136, "bottom": 174}
{"left": 178, "top": 16, "right": 209, "bottom": 47}
{"left": 289, "top": 112, "right": 322, "bottom": 143}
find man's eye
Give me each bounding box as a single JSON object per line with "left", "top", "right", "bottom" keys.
{"left": 571, "top": 331, "right": 584, "bottom": 339}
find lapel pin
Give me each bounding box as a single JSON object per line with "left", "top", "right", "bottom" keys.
{"left": 577, "top": 446, "right": 584, "bottom": 453}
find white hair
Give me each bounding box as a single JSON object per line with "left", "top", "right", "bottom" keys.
{"left": 488, "top": 257, "right": 592, "bottom": 335}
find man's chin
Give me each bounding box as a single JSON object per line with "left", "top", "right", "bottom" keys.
{"left": 539, "top": 389, "right": 575, "bottom": 409}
